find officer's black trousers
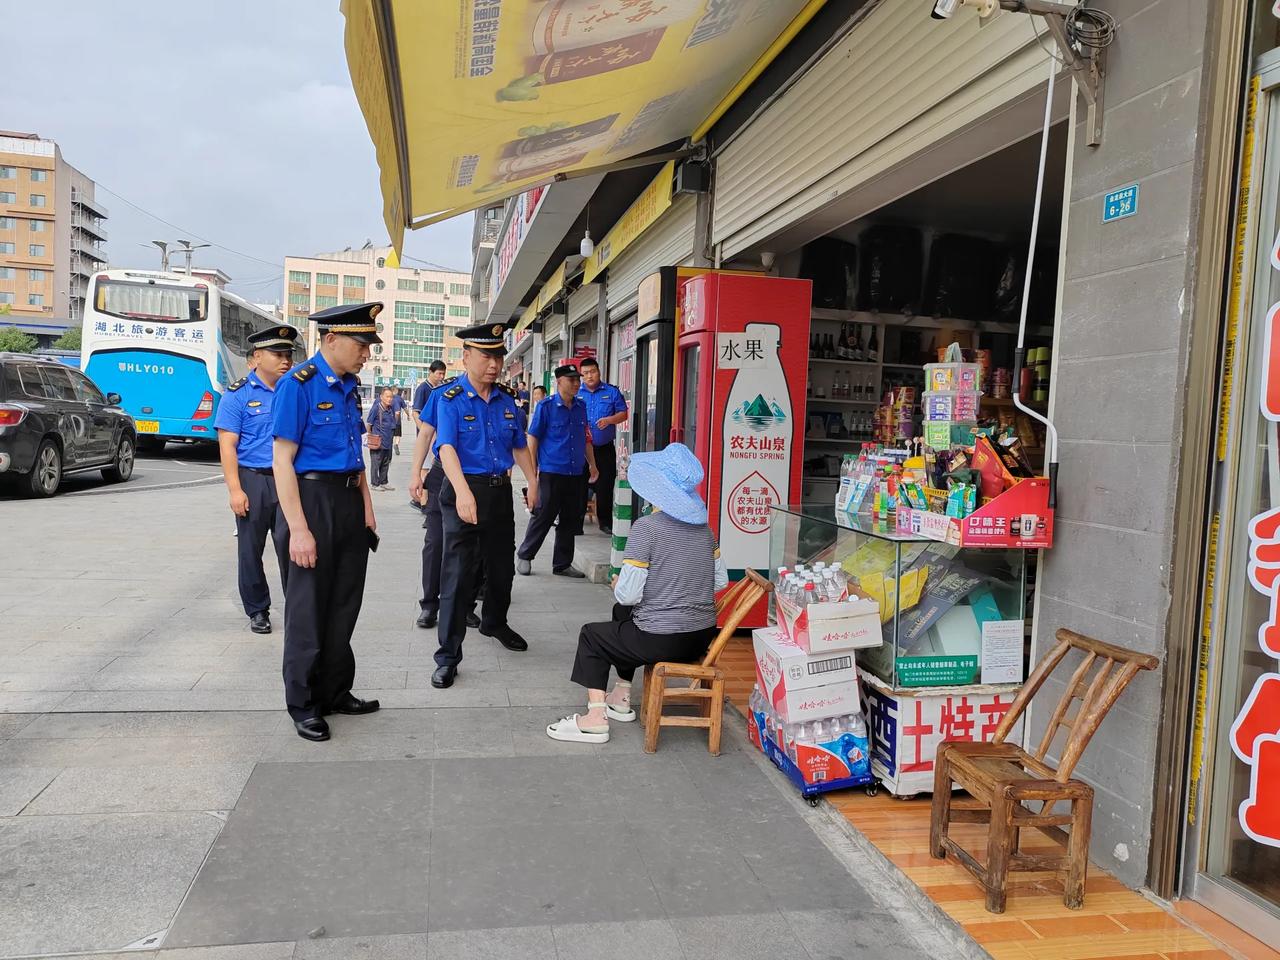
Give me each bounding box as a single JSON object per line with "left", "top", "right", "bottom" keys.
{"left": 235, "top": 466, "right": 288, "bottom": 617}
{"left": 517, "top": 470, "right": 582, "bottom": 572}
{"left": 420, "top": 464, "right": 484, "bottom": 614}
{"left": 437, "top": 476, "right": 514, "bottom": 668}
{"left": 589, "top": 441, "right": 617, "bottom": 532}
{"left": 282, "top": 479, "right": 369, "bottom": 721}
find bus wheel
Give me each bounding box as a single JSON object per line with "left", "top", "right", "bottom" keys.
{"left": 136, "top": 436, "right": 165, "bottom": 454}
{"left": 26, "top": 439, "right": 62, "bottom": 498}
{"left": 102, "top": 436, "right": 135, "bottom": 483}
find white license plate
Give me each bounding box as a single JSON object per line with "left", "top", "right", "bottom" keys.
{"left": 136, "top": 420, "right": 160, "bottom": 433}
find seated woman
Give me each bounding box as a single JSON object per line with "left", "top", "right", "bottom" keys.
{"left": 547, "top": 443, "right": 728, "bottom": 744}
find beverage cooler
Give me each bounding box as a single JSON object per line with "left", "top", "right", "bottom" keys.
{"left": 673, "top": 272, "right": 812, "bottom": 624}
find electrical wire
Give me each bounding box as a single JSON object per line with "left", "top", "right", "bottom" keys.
{"left": 1066, "top": 4, "right": 1116, "bottom": 53}
{"left": 93, "top": 182, "right": 283, "bottom": 270}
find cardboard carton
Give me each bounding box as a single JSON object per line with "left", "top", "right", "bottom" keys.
{"left": 753, "top": 627, "right": 862, "bottom": 723}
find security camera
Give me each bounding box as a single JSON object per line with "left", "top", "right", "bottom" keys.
{"left": 931, "top": 0, "right": 998, "bottom": 19}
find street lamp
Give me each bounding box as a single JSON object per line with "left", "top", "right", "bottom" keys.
{"left": 173, "top": 239, "right": 212, "bottom": 275}
{"left": 149, "top": 240, "right": 170, "bottom": 271}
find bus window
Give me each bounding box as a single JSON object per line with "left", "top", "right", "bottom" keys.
{"left": 94, "top": 279, "right": 207, "bottom": 322}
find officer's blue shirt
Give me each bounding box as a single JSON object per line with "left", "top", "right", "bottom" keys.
{"left": 435, "top": 374, "right": 527, "bottom": 475}
{"left": 579, "top": 380, "right": 628, "bottom": 445}
{"left": 419, "top": 377, "right": 455, "bottom": 457}
{"left": 528, "top": 391, "right": 589, "bottom": 475}
{"left": 366, "top": 399, "right": 398, "bottom": 446}
{"left": 213, "top": 370, "right": 278, "bottom": 468}
{"left": 272, "top": 350, "right": 366, "bottom": 473}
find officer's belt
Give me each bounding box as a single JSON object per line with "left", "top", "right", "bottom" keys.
{"left": 299, "top": 471, "right": 362, "bottom": 488}
{"left": 463, "top": 473, "right": 511, "bottom": 487}
{"left": 240, "top": 466, "right": 274, "bottom": 476}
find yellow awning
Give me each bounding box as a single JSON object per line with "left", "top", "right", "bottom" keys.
{"left": 342, "top": 0, "right": 826, "bottom": 253}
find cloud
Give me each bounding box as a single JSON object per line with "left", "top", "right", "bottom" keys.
{"left": 6, "top": 0, "right": 472, "bottom": 301}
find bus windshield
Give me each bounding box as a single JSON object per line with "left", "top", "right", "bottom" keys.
{"left": 94, "top": 279, "right": 207, "bottom": 322}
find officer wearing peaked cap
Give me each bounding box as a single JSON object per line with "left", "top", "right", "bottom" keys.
{"left": 430, "top": 320, "right": 539, "bottom": 689}
{"left": 215, "top": 325, "right": 300, "bottom": 635}
{"left": 271, "top": 302, "right": 384, "bottom": 742}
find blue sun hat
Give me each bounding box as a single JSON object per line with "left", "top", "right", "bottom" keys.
{"left": 627, "top": 442, "right": 708, "bottom": 526}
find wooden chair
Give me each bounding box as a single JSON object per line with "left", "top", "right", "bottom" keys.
{"left": 640, "top": 569, "right": 772, "bottom": 755}
{"left": 929, "top": 628, "right": 1158, "bottom": 913}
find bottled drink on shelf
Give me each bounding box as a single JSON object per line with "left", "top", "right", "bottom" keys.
{"left": 852, "top": 324, "right": 864, "bottom": 362}
{"left": 867, "top": 325, "right": 879, "bottom": 362}
{"left": 809, "top": 332, "right": 820, "bottom": 357}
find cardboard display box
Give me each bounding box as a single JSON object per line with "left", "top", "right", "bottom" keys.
{"left": 752, "top": 627, "right": 862, "bottom": 723}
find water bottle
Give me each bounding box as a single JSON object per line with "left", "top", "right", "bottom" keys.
{"left": 813, "top": 561, "right": 827, "bottom": 575}
{"left": 830, "top": 561, "right": 846, "bottom": 588}
{"left": 803, "top": 582, "right": 819, "bottom": 608}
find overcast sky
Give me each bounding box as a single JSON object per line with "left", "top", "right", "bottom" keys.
{"left": 7, "top": 1, "right": 472, "bottom": 302}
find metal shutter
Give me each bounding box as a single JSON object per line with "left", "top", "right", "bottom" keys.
{"left": 605, "top": 195, "right": 698, "bottom": 313}
{"left": 713, "top": 5, "right": 1052, "bottom": 257}
{"left": 567, "top": 282, "right": 601, "bottom": 327}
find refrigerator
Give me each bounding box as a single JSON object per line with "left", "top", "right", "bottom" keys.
{"left": 673, "top": 273, "right": 812, "bottom": 624}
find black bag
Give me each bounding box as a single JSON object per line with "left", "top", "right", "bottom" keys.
{"left": 991, "top": 246, "right": 1024, "bottom": 319}
{"left": 858, "top": 225, "right": 922, "bottom": 313}
{"left": 798, "top": 237, "right": 858, "bottom": 309}
{"left": 922, "top": 234, "right": 995, "bottom": 320}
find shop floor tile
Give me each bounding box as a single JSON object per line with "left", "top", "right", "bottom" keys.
{"left": 717, "top": 634, "right": 1276, "bottom": 960}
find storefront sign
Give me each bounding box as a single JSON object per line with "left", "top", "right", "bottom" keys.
{"left": 374, "top": 375, "right": 414, "bottom": 387}
{"left": 583, "top": 161, "right": 675, "bottom": 283}
{"left": 342, "top": 0, "right": 815, "bottom": 248}
{"left": 1102, "top": 184, "right": 1139, "bottom": 223}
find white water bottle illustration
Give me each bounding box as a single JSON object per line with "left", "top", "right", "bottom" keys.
{"left": 719, "top": 322, "right": 792, "bottom": 570}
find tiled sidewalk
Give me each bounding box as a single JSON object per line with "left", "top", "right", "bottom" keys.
{"left": 716, "top": 635, "right": 1280, "bottom": 960}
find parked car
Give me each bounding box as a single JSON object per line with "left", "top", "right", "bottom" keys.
{"left": 0, "top": 352, "right": 137, "bottom": 497}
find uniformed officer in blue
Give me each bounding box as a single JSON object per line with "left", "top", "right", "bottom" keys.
{"left": 215, "top": 325, "right": 299, "bottom": 635}
{"left": 577, "top": 356, "right": 628, "bottom": 535}
{"left": 517, "top": 364, "right": 597, "bottom": 579}
{"left": 271, "top": 302, "right": 383, "bottom": 741}
{"left": 430, "top": 321, "right": 539, "bottom": 689}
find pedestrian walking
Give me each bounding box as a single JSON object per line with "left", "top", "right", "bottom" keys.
{"left": 214, "top": 325, "right": 299, "bottom": 635}
{"left": 429, "top": 321, "right": 538, "bottom": 689}
{"left": 272, "top": 302, "right": 384, "bottom": 742}
{"left": 517, "top": 364, "right": 597, "bottom": 579}
{"left": 577, "top": 356, "right": 628, "bottom": 535}
{"left": 391, "top": 389, "right": 405, "bottom": 455}
{"left": 529, "top": 383, "right": 547, "bottom": 422}
{"left": 409, "top": 360, "right": 448, "bottom": 512}
{"left": 367, "top": 387, "right": 398, "bottom": 490}
{"left": 547, "top": 443, "right": 727, "bottom": 744}
{"left": 408, "top": 368, "right": 483, "bottom": 632}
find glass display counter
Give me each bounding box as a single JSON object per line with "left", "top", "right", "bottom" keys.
{"left": 767, "top": 505, "right": 1029, "bottom": 796}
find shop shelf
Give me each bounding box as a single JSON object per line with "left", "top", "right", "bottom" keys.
{"left": 807, "top": 357, "right": 880, "bottom": 367}
{"left": 805, "top": 397, "right": 879, "bottom": 406}
{"left": 981, "top": 396, "right": 1048, "bottom": 412}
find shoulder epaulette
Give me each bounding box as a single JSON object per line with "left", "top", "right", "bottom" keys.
{"left": 497, "top": 382, "right": 517, "bottom": 398}
{"left": 443, "top": 383, "right": 464, "bottom": 400}
{"left": 291, "top": 363, "right": 317, "bottom": 383}
{"left": 227, "top": 377, "right": 247, "bottom": 392}
{"left": 441, "top": 376, "right": 458, "bottom": 387}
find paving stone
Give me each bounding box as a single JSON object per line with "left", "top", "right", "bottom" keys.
{"left": 670, "top": 912, "right": 803, "bottom": 960}
{"left": 0, "top": 735, "right": 269, "bottom": 767}
{"left": 426, "top": 925, "right": 555, "bottom": 959}
{"left": 158, "top": 943, "right": 297, "bottom": 959}
{"left": 0, "top": 765, "right": 60, "bottom": 815}
{"left": 432, "top": 756, "right": 601, "bottom": 829}
{"left": 26, "top": 763, "right": 255, "bottom": 815}
{"left": 780, "top": 909, "right": 930, "bottom": 960}
{"left": 0, "top": 691, "right": 72, "bottom": 713}
{"left": 551, "top": 919, "right": 686, "bottom": 960}
{"left": 0, "top": 713, "right": 36, "bottom": 738}
{"left": 0, "top": 812, "right": 223, "bottom": 957}
{"left": 295, "top": 933, "right": 428, "bottom": 959}
{"left": 428, "top": 819, "right": 662, "bottom": 931}
{"left": 53, "top": 690, "right": 283, "bottom": 712}
{"left": 260, "top": 731, "right": 433, "bottom": 763}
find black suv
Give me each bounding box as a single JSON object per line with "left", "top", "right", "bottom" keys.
{"left": 0, "top": 353, "right": 137, "bottom": 497}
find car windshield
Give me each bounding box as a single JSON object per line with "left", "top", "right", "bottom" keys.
{"left": 94, "top": 279, "right": 207, "bottom": 322}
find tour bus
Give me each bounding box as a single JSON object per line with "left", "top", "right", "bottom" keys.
{"left": 81, "top": 269, "right": 293, "bottom": 449}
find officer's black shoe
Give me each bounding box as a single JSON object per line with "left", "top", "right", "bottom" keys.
{"left": 331, "top": 693, "right": 380, "bottom": 715}
{"left": 431, "top": 665, "right": 457, "bottom": 688}
{"left": 417, "top": 608, "right": 438, "bottom": 629}
{"left": 294, "top": 717, "right": 330, "bottom": 742}
{"left": 250, "top": 612, "right": 271, "bottom": 634}
{"left": 466, "top": 612, "right": 481, "bottom": 629}
{"left": 482, "top": 625, "right": 528, "bottom": 652}
{"left": 554, "top": 567, "right": 586, "bottom": 579}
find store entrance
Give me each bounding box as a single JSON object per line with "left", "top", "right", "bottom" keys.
{"left": 777, "top": 124, "right": 1068, "bottom": 506}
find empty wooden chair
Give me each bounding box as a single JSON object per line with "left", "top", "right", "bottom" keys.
{"left": 929, "top": 627, "right": 1158, "bottom": 913}
{"left": 641, "top": 569, "right": 772, "bottom": 755}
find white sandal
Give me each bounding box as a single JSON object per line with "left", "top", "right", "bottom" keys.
{"left": 547, "top": 704, "right": 610, "bottom": 743}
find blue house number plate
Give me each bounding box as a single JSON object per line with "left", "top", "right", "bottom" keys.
{"left": 1102, "top": 184, "right": 1139, "bottom": 223}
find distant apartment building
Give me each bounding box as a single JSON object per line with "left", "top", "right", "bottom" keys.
{"left": 0, "top": 131, "right": 108, "bottom": 342}
{"left": 282, "top": 245, "right": 471, "bottom": 387}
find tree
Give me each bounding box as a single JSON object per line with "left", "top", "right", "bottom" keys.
{"left": 0, "top": 328, "right": 37, "bottom": 353}
{"left": 53, "top": 327, "right": 82, "bottom": 351}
